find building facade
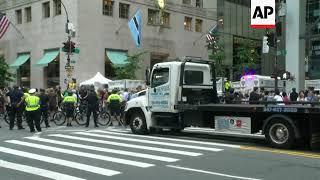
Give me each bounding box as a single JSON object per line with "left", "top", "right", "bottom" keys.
{"left": 0, "top": 0, "right": 216, "bottom": 88}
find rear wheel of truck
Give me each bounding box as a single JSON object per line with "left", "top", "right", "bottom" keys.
{"left": 265, "top": 118, "right": 295, "bottom": 149}
{"left": 130, "top": 112, "right": 148, "bottom": 135}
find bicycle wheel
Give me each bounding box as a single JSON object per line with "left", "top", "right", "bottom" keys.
{"left": 75, "top": 112, "right": 87, "bottom": 125}
{"left": 53, "top": 111, "right": 66, "bottom": 126}
{"left": 98, "top": 111, "right": 111, "bottom": 126}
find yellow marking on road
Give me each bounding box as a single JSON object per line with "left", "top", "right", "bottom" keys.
{"left": 241, "top": 146, "right": 320, "bottom": 159}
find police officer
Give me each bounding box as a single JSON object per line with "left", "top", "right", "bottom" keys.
{"left": 39, "top": 89, "right": 50, "bottom": 128}
{"left": 6, "top": 86, "right": 25, "bottom": 130}
{"left": 62, "top": 91, "right": 77, "bottom": 127}
{"left": 85, "top": 88, "right": 99, "bottom": 128}
{"left": 107, "top": 89, "right": 122, "bottom": 125}
{"left": 25, "top": 88, "right": 41, "bottom": 132}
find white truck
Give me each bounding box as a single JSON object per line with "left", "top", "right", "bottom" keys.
{"left": 124, "top": 57, "right": 320, "bottom": 149}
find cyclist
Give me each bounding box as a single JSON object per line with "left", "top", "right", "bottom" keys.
{"left": 62, "top": 90, "right": 77, "bottom": 127}
{"left": 107, "top": 89, "right": 122, "bottom": 126}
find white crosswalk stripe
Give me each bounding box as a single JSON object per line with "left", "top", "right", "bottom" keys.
{"left": 6, "top": 140, "right": 154, "bottom": 168}
{"left": 0, "top": 128, "right": 232, "bottom": 179}
{"left": 48, "top": 134, "right": 202, "bottom": 156}
{"left": 0, "top": 159, "right": 86, "bottom": 180}
{"left": 90, "top": 130, "right": 241, "bottom": 148}
{"left": 74, "top": 132, "right": 224, "bottom": 152}
{"left": 0, "top": 146, "right": 121, "bottom": 176}
{"left": 25, "top": 136, "right": 179, "bottom": 162}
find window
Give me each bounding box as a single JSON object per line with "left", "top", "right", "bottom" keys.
{"left": 25, "top": 7, "right": 32, "bottom": 22}
{"left": 196, "top": 0, "right": 203, "bottom": 8}
{"left": 182, "top": 0, "right": 191, "bottom": 5}
{"left": 43, "top": 2, "right": 50, "bottom": 18}
{"left": 195, "top": 19, "right": 203, "bottom": 32}
{"left": 148, "top": 9, "right": 159, "bottom": 25}
{"left": 103, "top": 0, "right": 114, "bottom": 16}
{"left": 54, "top": 0, "right": 61, "bottom": 16}
{"left": 151, "top": 68, "right": 169, "bottom": 88}
{"left": 184, "top": 16, "right": 192, "bottom": 31}
{"left": 162, "top": 12, "right": 170, "bottom": 26}
{"left": 184, "top": 71, "right": 204, "bottom": 84}
{"left": 16, "top": 9, "right": 22, "bottom": 24}
{"left": 119, "top": 3, "right": 129, "bottom": 19}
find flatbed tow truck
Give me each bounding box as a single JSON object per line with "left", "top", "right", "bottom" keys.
{"left": 124, "top": 57, "right": 320, "bottom": 149}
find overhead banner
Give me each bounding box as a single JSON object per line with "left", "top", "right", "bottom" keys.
{"left": 251, "top": 0, "right": 275, "bottom": 29}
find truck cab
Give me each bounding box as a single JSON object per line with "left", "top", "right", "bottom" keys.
{"left": 125, "top": 58, "right": 217, "bottom": 134}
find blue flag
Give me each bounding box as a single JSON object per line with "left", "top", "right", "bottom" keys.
{"left": 128, "top": 10, "right": 142, "bottom": 48}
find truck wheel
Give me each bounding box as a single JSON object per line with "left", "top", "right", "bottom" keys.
{"left": 130, "top": 112, "right": 148, "bottom": 135}
{"left": 265, "top": 119, "right": 295, "bottom": 149}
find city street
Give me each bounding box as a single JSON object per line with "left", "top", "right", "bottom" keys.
{"left": 0, "top": 122, "right": 319, "bottom": 180}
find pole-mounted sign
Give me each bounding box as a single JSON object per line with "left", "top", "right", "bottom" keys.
{"left": 251, "top": 0, "right": 275, "bottom": 29}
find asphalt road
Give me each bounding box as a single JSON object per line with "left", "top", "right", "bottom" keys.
{"left": 0, "top": 121, "right": 320, "bottom": 180}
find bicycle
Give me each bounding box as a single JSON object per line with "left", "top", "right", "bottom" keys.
{"left": 74, "top": 103, "right": 111, "bottom": 126}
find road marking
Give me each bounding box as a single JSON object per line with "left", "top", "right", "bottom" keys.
{"left": 92, "top": 130, "right": 240, "bottom": 148}
{"left": 241, "top": 146, "right": 320, "bottom": 159}
{"left": 49, "top": 134, "right": 202, "bottom": 156}
{"left": 0, "top": 147, "right": 120, "bottom": 176}
{"left": 25, "top": 136, "right": 178, "bottom": 162}
{"left": 0, "top": 159, "right": 86, "bottom": 180}
{"left": 166, "top": 165, "right": 262, "bottom": 180}
{"left": 107, "top": 129, "right": 131, "bottom": 133}
{"left": 75, "top": 132, "right": 224, "bottom": 152}
{"left": 6, "top": 140, "right": 154, "bottom": 168}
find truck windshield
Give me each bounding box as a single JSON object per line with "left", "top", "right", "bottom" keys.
{"left": 151, "top": 68, "right": 169, "bottom": 88}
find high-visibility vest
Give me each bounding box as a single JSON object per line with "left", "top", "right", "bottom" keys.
{"left": 63, "top": 96, "right": 76, "bottom": 103}
{"left": 25, "top": 95, "right": 40, "bottom": 111}
{"left": 225, "top": 81, "right": 231, "bottom": 91}
{"left": 107, "top": 94, "right": 122, "bottom": 103}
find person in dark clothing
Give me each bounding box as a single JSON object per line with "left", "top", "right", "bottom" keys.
{"left": 249, "top": 87, "right": 260, "bottom": 104}
{"left": 39, "top": 89, "right": 50, "bottom": 128}
{"left": 290, "top": 88, "right": 298, "bottom": 102}
{"left": 85, "top": 89, "right": 99, "bottom": 128}
{"left": 6, "top": 86, "right": 25, "bottom": 130}
{"left": 225, "top": 88, "right": 235, "bottom": 104}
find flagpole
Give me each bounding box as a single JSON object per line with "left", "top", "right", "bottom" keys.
{"left": 9, "top": 22, "right": 24, "bottom": 39}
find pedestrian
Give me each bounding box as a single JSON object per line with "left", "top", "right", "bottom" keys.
{"left": 62, "top": 90, "right": 77, "bottom": 127}
{"left": 306, "top": 90, "right": 318, "bottom": 102}
{"left": 297, "top": 91, "right": 306, "bottom": 102}
{"left": 85, "top": 88, "right": 99, "bottom": 128}
{"left": 25, "top": 88, "right": 41, "bottom": 132}
{"left": 274, "top": 89, "right": 284, "bottom": 105}
{"left": 39, "top": 89, "right": 50, "bottom": 128}
{"left": 290, "top": 88, "right": 298, "bottom": 102}
{"left": 6, "top": 86, "right": 25, "bottom": 130}
{"left": 249, "top": 87, "right": 260, "bottom": 104}
{"left": 282, "top": 92, "right": 290, "bottom": 105}
{"left": 48, "top": 88, "right": 58, "bottom": 117}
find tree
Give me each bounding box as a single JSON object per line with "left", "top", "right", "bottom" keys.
{"left": 0, "top": 57, "right": 14, "bottom": 86}
{"left": 233, "top": 39, "right": 260, "bottom": 80}
{"left": 114, "top": 51, "right": 146, "bottom": 79}
{"left": 208, "top": 32, "right": 227, "bottom": 77}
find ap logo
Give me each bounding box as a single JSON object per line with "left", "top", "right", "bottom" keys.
{"left": 251, "top": 0, "right": 275, "bottom": 29}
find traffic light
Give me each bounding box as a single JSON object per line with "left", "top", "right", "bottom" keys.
{"left": 62, "top": 41, "right": 69, "bottom": 52}
{"left": 266, "top": 33, "right": 275, "bottom": 47}
{"left": 62, "top": 41, "right": 76, "bottom": 53}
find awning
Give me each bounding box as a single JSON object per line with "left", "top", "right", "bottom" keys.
{"left": 107, "top": 50, "right": 128, "bottom": 67}
{"left": 10, "top": 54, "right": 30, "bottom": 69}
{"left": 35, "top": 50, "right": 59, "bottom": 67}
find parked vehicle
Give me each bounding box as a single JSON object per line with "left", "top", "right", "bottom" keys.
{"left": 124, "top": 57, "right": 320, "bottom": 149}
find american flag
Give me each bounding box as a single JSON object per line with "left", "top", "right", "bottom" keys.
{"left": 0, "top": 14, "right": 10, "bottom": 39}
{"left": 206, "top": 34, "right": 214, "bottom": 42}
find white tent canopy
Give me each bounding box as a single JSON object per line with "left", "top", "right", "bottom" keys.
{"left": 80, "top": 72, "right": 113, "bottom": 86}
